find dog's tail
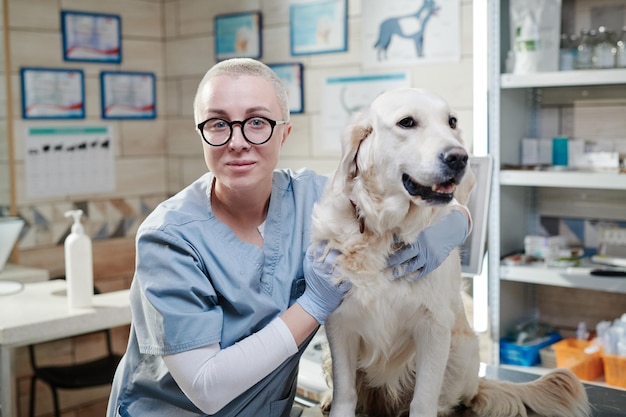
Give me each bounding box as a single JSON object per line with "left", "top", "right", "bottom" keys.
{"left": 467, "top": 368, "right": 591, "bottom": 417}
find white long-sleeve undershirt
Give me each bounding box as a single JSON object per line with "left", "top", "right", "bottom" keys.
{"left": 162, "top": 317, "right": 298, "bottom": 414}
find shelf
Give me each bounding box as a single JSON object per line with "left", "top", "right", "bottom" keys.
{"left": 500, "top": 264, "right": 626, "bottom": 294}
{"left": 500, "top": 170, "right": 626, "bottom": 190}
{"left": 500, "top": 69, "right": 626, "bottom": 89}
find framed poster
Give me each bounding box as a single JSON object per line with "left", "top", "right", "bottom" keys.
{"left": 100, "top": 71, "right": 156, "bottom": 119}
{"left": 321, "top": 72, "right": 409, "bottom": 153}
{"left": 24, "top": 126, "right": 115, "bottom": 198}
{"left": 361, "top": 0, "right": 460, "bottom": 68}
{"left": 61, "top": 10, "right": 122, "bottom": 63}
{"left": 290, "top": 0, "right": 347, "bottom": 56}
{"left": 20, "top": 67, "right": 85, "bottom": 120}
{"left": 268, "top": 63, "right": 304, "bottom": 114}
{"left": 215, "top": 11, "right": 262, "bottom": 61}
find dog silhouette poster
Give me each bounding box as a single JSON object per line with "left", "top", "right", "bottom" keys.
{"left": 362, "top": 0, "right": 460, "bottom": 67}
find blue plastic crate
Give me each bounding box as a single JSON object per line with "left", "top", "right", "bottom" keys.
{"left": 500, "top": 332, "right": 562, "bottom": 366}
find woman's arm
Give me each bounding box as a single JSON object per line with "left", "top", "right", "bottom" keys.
{"left": 163, "top": 315, "right": 300, "bottom": 414}
{"left": 163, "top": 242, "right": 347, "bottom": 413}
{"left": 163, "top": 205, "right": 470, "bottom": 413}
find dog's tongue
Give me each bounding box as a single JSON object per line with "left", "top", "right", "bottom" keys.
{"left": 433, "top": 183, "right": 455, "bottom": 194}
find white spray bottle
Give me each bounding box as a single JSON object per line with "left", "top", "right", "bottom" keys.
{"left": 64, "top": 210, "right": 93, "bottom": 309}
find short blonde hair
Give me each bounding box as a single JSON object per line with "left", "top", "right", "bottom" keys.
{"left": 193, "top": 58, "right": 290, "bottom": 125}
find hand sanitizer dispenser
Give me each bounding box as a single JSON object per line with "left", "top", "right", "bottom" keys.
{"left": 64, "top": 210, "right": 93, "bottom": 309}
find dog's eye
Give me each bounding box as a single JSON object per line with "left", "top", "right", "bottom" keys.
{"left": 397, "top": 117, "right": 416, "bottom": 129}
{"left": 448, "top": 116, "right": 457, "bottom": 129}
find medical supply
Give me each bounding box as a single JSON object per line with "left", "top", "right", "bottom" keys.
{"left": 575, "top": 28, "right": 594, "bottom": 70}
{"left": 596, "top": 315, "right": 626, "bottom": 356}
{"left": 595, "top": 317, "right": 626, "bottom": 387}
{"left": 597, "top": 227, "right": 626, "bottom": 258}
{"left": 593, "top": 26, "right": 616, "bottom": 69}
{"left": 520, "top": 138, "right": 539, "bottom": 166}
{"left": 510, "top": 0, "right": 561, "bottom": 74}
{"left": 64, "top": 210, "right": 93, "bottom": 309}
{"left": 559, "top": 33, "right": 576, "bottom": 71}
{"left": 577, "top": 322, "right": 589, "bottom": 341}
{"left": 552, "top": 136, "right": 569, "bottom": 166}
{"left": 524, "top": 235, "right": 563, "bottom": 262}
{"left": 617, "top": 26, "right": 626, "bottom": 68}
{"left": 500, "top": 332, "right": 561, "bottom": 366}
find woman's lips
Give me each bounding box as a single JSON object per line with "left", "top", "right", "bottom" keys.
{"left": 227, "top": 160, "right": 256, "bottom": 172}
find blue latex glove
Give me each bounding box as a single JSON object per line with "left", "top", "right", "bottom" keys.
{"left": 386, "top": 207, "right": 471, "bottom": 282}
{"left": 298, "top": 242, "right": 352, "bottom": 324}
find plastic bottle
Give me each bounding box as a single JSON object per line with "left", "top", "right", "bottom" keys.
{"left": 64, "top": 210, "right": 93, "bottom": 309}
{"left": 577, "top": 321, "right": 589, "bottom": 341}
{"left": 575, "top": 28, "right": 593, "bottom": 70}
{"left": 616, "top": 26, "right": 626, "bottom": 68}
{"left": 559, "top": 33, "right": 576, "bottom": 71}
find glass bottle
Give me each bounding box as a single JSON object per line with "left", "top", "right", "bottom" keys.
{"left": 559, "top": 33, "right": 576, "bottom": 71}
{"left": 616, "top": 26, "right": 626, "bottom": 68}
{"left": 575, "top": 29, "right": 593, "bottom": 69}
{"left": 593, "top": 26, "right": 615, "bottom": 69}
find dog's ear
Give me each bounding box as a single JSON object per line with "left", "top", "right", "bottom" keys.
{"left": 455, "top": 160, "right": 476, "bottom": 205}
{"left": 332, "top": 111, "right": 372, "bottom": 193}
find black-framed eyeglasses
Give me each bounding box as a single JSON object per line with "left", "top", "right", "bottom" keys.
{"left": 197, "top": 116, "right": 288, "bottom": 147}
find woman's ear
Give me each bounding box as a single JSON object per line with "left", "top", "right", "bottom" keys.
{"left": 278, "top": 122, "right": 292, "bottom": 147}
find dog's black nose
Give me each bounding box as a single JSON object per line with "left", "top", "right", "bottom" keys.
{"left": 441, "top": 147, "right": 468, "bottom": 172}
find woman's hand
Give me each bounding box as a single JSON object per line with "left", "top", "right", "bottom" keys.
{"left": 386, "top": 202, "right": 472, "bottom": 282}
{"left": 297, "top": 242, "right": 352, "bottom": 324}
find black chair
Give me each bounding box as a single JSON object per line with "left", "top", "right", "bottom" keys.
{"left": 28, "top": 285, "right": 122, "bottom": 417}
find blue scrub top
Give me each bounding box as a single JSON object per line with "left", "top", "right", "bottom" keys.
{"left": 107, "top": 168, "right": 327, "bottom": 417}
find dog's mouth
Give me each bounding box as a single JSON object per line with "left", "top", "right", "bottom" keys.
{"left": 402, "top": 173, "right": 456, "bottom": 204}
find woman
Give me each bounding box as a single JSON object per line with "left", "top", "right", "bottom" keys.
{"left": 107, "top": 58, "right": 471, "bottom": 417}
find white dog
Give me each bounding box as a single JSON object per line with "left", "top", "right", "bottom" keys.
{"left": 310, "top": 88, "right": 590, "bottom": 417}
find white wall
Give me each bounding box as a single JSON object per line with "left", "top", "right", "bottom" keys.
{"left": 163, "top": 0, "right": 476, "bottom": 191}
{"left": 0, "top": 0, "right": 475, "bottom": 250}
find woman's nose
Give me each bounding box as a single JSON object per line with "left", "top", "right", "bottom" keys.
{"left": 228, "top": 125, "right": 249, "bottom": 150}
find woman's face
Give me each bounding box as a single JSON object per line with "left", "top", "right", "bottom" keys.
{"left": 196, "top": 74, "right": 291, "bottom": 194}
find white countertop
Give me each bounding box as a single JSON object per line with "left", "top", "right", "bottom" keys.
{"left": 0, "top": 279, "right": 131, "bottom": 347}
{"left": 0, "top": 264, "right": 49, "bottom": 284}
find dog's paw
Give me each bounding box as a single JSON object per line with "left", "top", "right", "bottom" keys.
{"left": 319, "top": 390, "right": 332, "bottom": 415}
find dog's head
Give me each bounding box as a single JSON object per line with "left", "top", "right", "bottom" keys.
{"left": 333, "top": 88, "right": 473, "bottom": 232}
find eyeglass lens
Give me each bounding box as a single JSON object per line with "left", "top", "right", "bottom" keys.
{"left": 201, "top": 117, "right": 275, "bottom": 146}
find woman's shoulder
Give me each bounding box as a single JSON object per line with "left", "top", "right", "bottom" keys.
{"left": 140, "top": 173, "right": 213, "bottom": 234}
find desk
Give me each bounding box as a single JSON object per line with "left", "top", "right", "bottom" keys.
{"left": 0, "top": 280, "right": 131, "bottom": 417}
{"left": 0, "top": 264, "right": 48, "bottom": 284}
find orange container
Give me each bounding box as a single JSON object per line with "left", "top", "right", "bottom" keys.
{"left": 552, "top": 338, "right": 604, "bottom": 381}
{"left": 602, "top": 353, "right": 626, "bottom": 389}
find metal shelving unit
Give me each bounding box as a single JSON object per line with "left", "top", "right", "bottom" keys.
{"left": 499, "top": 170, "right": 626, "bottom": 189}
{"left": 487, "top": 0, "right": 626, "bottom": 367}
{"left": 501, "top": 68, "right": 626, "bottom": 89}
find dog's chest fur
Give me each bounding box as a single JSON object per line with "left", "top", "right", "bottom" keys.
{"left": 314, "top": 195, "right": 463, "bottom": 389}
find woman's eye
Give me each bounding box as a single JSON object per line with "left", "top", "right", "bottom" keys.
{"left": 397, "top": 117, "right": 416, "bottom": 128}
{"left": 246, "top": 117, "right": 270, "bottom": 130}
{"left": 449, "top": 117, "right": 457, "bottom": 129}
{"left": 208, "top": 120, "right": 227, "bottom": 130}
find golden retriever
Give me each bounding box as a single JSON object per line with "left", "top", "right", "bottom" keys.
{"left": 310, "top": 87, "right": 590, "bottom": 417}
